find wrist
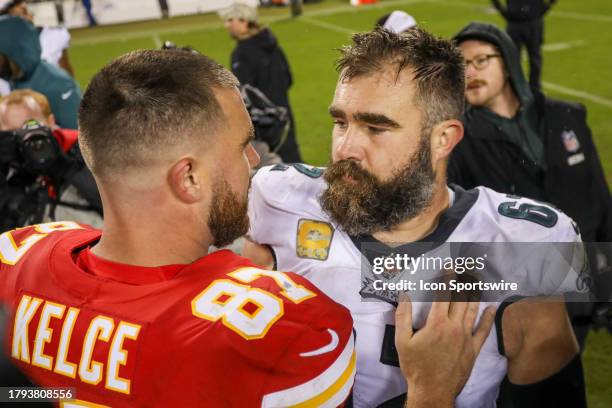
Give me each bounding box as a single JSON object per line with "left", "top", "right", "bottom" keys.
{"left": 406, "top": 382, "right": 454, "bottom": 408}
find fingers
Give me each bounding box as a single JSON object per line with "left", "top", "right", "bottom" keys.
{"left": 472, "top": 306, "right": 496, "bottom": 352}
{"left": 429, "top": 272, "right": 453, "bottom": 318}
{"left": 449, "top": 300, "right": 468, "bottom": 321}
{"left": 465, "top": 300, "right": 480, "bottom": 331}
{"left": 395, "top": 295, "right": 414, "bottom": 346}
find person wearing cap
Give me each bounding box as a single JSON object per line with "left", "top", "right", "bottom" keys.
{"left": 1, "top": 0, "right": 75, "bottom": 76}
{"left": 450, "top": 21, "right": 609, "bottom": 408}
{"left": 375, "top": 10, "right": 417, "bottom": 34}
{"left": 0, "top": 15, "right": 81, "bottom": 129}
{"left": 492, "top": 0, "right": 556, "bottom": 91}
{"left": 219, "top": 2, "right": 302, "bottom": 163}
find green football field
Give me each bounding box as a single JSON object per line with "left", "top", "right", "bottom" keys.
{"left": 67, "top": 0, "right": 611, "bottom": 405}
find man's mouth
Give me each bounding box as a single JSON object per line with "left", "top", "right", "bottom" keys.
{"left": 467, "top": 81, "right": 486, "bottom": 90}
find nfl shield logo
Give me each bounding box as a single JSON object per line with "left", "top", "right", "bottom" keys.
{"left": 561, "top": 130, "right": 580, "bottom": 152}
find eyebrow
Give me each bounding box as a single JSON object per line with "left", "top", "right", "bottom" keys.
{"left": 328, "top": 106, "right": 401, "bottom": 129}
{"left": 328, "top": 106, "right": 345, "bottom": 119}
{"left": 354, "top": 112, "right": 401, "bottom": 129}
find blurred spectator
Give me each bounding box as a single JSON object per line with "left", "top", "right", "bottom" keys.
{"left": 0, "top": 89, "right": 102, "bottom": 229}
{"left": 375, "top": 10, "right": 417, "bottom": 33}
{"left": 491, "top": 0, "right": 556, "bottom": 91}
{"left": 219, "top": 2, "right": 302, "bottom": 163}
{"left": 82, "top": 0, "right": 97, "bottom": 26}
{"left": 450, "top": 22, "right": 611, "bottom": 348}
{"left": 0, "top": 88, "right": 56, "bottom": 129}
{"left": 0, "top": 15, "right": 81, "bottom": 129}
{"left": 158, "top": 0, "right": 169, "bottom": 18}
{"left": 0, "top": 0, "right": 75, "bottom": 76}
{"left": 452, "top": 23, "right": 608, "bottom": 407}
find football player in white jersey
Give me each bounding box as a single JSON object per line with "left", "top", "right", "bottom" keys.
{"left": 245, "top": 28, "right": 586, "bottom": 407}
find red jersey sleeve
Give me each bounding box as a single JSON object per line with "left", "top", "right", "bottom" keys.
{"left": 260, "top": 313, "right": 356, "bottom": 407}
{"left": 254, "top": 271, "right": 356, "bottom": 408}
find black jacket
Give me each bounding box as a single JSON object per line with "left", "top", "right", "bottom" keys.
{"left": 230, "top": 28, "right": 293, "bottom": 109}
{"left": 450, "top": 22, "right": 612, "bottom": 243}
{"left": 450, "top": 95, "right": 612, "bottom": 243}
{"left": 492, "top": 0, "right": 555, "bottom": 22}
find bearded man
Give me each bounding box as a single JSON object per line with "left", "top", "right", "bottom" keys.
{"left": 244, "top": 28, "right": 585, "bottom": 408}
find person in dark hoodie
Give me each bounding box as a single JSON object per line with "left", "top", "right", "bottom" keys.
{"left": 0, "top": 15, "right": 80, "bottom": 129}
{"left": 492, "top": 0, "right": 556, "bottom": 91}
{"left": 219, "top": 2, "right": 302, "bottom": 163}
{"left": 450, "top": 21, "right": 610, "bottom": 408}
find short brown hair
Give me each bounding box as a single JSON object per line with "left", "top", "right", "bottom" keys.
{"left": 78, "top": 49, "right": 239, "bottom": 177}
{"left": 336, "top": 27, "right": 465, "bottom": 133}
{"left": 0, "top": 88, "right": 52, "bottom": 117}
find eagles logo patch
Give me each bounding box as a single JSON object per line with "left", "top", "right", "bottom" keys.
{"left": 296, "top": 219, "right": 334, "bottom": 261}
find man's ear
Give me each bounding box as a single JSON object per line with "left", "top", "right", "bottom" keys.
{"left": 431, "top": 119, "right": 464, "bottom": 163}
{"left": 168, "top": 157, "right": 203, "bottom": 204}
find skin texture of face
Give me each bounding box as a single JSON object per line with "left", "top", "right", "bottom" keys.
{"left": 459, "top": 40, "right": 508, "bottom": 109}
{"left": 205, "top": 87, "right": 260, "bottom": 246}
{"left": 224, "top": 18, "right": 250, "bottom": 40}
{"left": 0, "top": 100, "right": 54, "bottom": 130}
{"left": 321, "top": 68, "right": 437, "bottom": 235}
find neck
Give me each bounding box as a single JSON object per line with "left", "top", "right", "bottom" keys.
{"left": 91, "top": 188, "right": 211, "bottom": 267}
{"left": 486, "top": 81, "right": 520, "bottom": 118}
{"left": 372, "top": 181, "right": 449, "bottom": 245}
{"left": 238, "top": 27, "right": 260, "bottom": 40}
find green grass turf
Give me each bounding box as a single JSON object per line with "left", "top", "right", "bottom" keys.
{"left": 67, "top": 0, "right": 611, "bottom": 405}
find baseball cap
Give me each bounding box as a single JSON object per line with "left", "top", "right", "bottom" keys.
{"left": 0, "top": 0, "right": 22, "bottom": 14}
{"left": 218, "top": 2, "right": 258, "bottom": 22}
{"left": 383, "top": 11, "right": 417, "bottom": 34}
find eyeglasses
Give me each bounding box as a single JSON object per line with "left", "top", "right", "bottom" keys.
{"left": 464, "top": 54, "right": 501, "bottom": 70}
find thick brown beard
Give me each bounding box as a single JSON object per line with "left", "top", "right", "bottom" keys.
{"left": 320, "top": 136, "right": 435, "bottom": 236}
{"left": 208, "top": 177, "right": 250, "bottom": 248}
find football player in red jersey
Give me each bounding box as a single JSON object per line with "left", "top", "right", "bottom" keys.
{"left": 0, "top": 49, "right": 493, "bottom": 407}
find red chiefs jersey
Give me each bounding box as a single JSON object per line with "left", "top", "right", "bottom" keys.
{"left": 0, "top": 222, "right": 356, "bottom": 407}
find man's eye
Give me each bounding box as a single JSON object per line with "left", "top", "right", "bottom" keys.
{"left": 475, "top": 57, "right": 488, "bottom": 66}
{"left": 367, "top": 126, "right": 385, "bottom": 134}
{"left": 333, "top": 120, "right": 347, "bottom": 128}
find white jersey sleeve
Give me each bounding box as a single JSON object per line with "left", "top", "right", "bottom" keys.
{"left": 248, "top": 163, "right": 327, "bottom": 248}
{"left": 40, "top": 26, "right": 71, "bottom": 67}
{"left": 463, "top": 187, "right": 587, "bottom": 298}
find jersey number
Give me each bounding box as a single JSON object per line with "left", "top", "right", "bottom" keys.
{"left": 191, "top": 267, "right": 316, "bottom": 340}
{"left": 270, "top": 163, "right": 323, "bottom": 178}
{"left": 0, "top": 222, "right": 83, "bottom": 266}
{"left": 498, "top": 201, "right": 558, "bottom": 228}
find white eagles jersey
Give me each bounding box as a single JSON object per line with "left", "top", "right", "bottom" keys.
{"left": 248, "top": 163, "right": 584, "bottom": 408}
